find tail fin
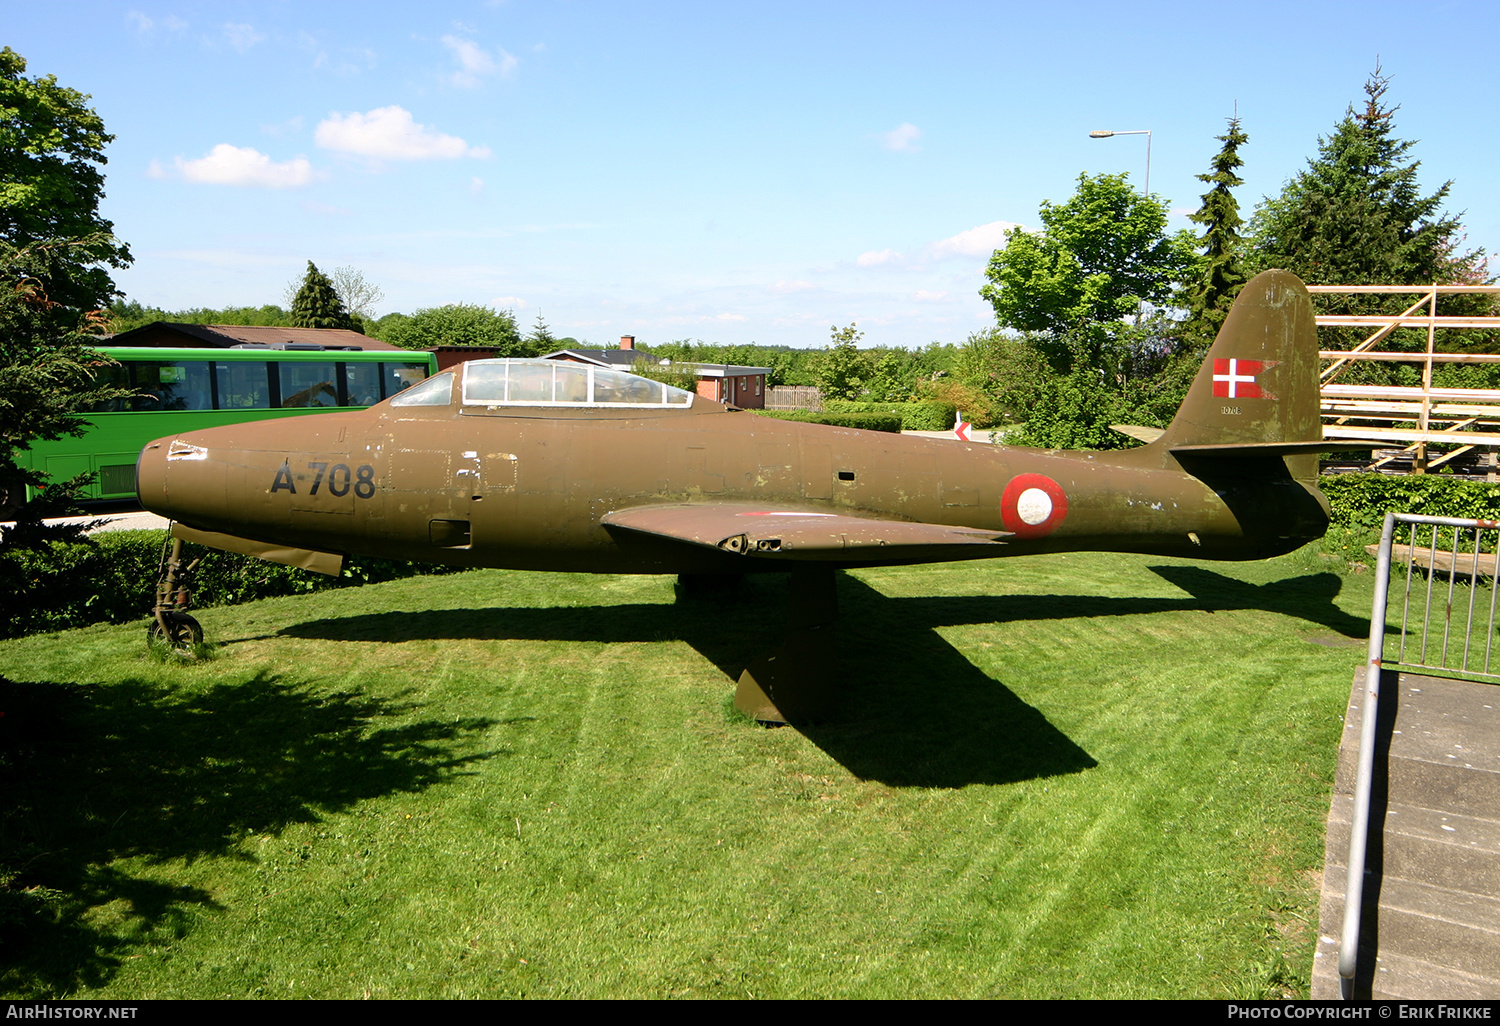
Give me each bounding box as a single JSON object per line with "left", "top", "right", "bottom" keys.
{"left": 1155, "top": 269, "right": 1323, "bottom": 479}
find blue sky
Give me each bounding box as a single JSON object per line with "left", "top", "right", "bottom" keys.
{"left": 9, "top": 1, "right": 1498, "bottom": 348}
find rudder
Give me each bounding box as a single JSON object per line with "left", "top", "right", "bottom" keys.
{"left": 1157, "top": 269, "right": 1322, "bottom": 465}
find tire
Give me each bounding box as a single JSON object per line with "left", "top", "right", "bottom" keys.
{"left": 148, "top": 612, "right": 203, "bottom": 656}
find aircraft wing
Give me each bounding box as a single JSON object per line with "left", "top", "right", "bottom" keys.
{"left": 601, "top": 503, "right": 1010, "bottom": 563}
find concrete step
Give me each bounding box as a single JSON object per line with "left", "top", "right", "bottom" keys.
{"left": 1315, "top": 669, "right": 1500, "bottom": 999}
{"left": 1314, "top": 863, "right": 1500, "bottom": 997}
{"left": 1314, "top": 944, "right": 1500, "bottom": 1001}
{"left": 1330, "top": 795, "right": 1500, "bottom": 852}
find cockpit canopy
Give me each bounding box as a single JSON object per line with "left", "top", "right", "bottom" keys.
{"left": 389, "top": 359, "right": 695, "bottom": 409}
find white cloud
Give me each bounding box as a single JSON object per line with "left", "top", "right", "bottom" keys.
{"left": 914, "top": 290, "right": 951, "bottom": 302}
{"left": 169, "top": 144, "right": 318, "bottom": 188}
{"left": 883, "top": 122, "right": 922, "bottom": 153}
{"left": 856, "top": 249, "right": 902, "bottom": 267}
{"left": 769, "top": 280, "right": 815, "bottom": 293}
{"left": 260, "top": 116, "right": 304, "bottom": 138}
{"left": 443, "top": 35, "right": 516, "bottom": 87}
{"left": 316, "top": 106, "right": 490, "bottom": 160}
{"left": 493, "top": 296, "right": 527, "bottom": 309}
{"left": 128, "top": 12, "right": 186, "bottom": 36}
{"left": 928, "top": 220, "right": 1024, "bottom": 259}
{"left": 470, "top": 177, "right": 485, "bottom": 195}
{"left": 223, "top": 22, "right": 265, "bottom": 53}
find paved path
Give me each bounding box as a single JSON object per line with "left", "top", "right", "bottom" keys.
{"left": 899, "top": 429, "right": 1000, "bottom": 444}
{"left": 3, "top": 510, "right": 171, "bottom": 535}
{"left": 1312, "top": 668, "right": 1500, "bottom": 999}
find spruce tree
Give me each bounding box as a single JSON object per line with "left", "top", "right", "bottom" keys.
{"left": 289, "top": 261, "right": 355, "bottom": 330}
{"left": 1251, "top": 65, "right": 1490, "bottom": 378}
{"left": 1251, "top": 65, "right": 1472, "bottom": 288}
{"left": 1181, "top": 115, "right": 1249, "bottom": 353}
{"left": 525, "top": 312, "right": 557, "bottom": 356}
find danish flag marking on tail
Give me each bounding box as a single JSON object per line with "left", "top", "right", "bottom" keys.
{"left": 1212, "top": 358, "right": 1275, "bottom": 399}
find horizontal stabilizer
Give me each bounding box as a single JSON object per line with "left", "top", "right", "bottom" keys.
{"left": 1170, "top": 440, "right": 1380, "bottom": 458}
{"left": 1111, "top": 424, "right": 1165, "bottom": 444}
{"left": 171, "top": 523, "right": 344, "bottom": 576}
{"left": 602, "top": 503, "right": 1010, "bottom": 562}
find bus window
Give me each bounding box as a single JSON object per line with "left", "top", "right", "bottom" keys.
{"left": 344, "top": 361, "right": 383, "bottom": 406}
{"left": 132, "top": 361, "right": 211, "bottom": 411}
{"left": 86, "top": 362, "right": 131, "bottom": 413}
{"left": 279, "top": 360, "right": 339, "bottom": 408}
{"left": 215, "top": 361, "right": 271, "bottom": 410}
{"left": 382, "top": 362, "right": 430, "bottom": 399}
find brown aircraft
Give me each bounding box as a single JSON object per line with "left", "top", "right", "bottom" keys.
{"left": 137, "top": 269, "right": 1353, "bottom": 722}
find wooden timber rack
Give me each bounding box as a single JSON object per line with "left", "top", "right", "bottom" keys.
{"left": 1312, "top": 284, "right": 1500, "bottom": 475}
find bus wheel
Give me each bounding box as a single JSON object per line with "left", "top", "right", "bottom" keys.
{"left": 149, "top": 613, "right": 203, "bottom": 657}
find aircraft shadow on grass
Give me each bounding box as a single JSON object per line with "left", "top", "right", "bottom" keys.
{"left": 273, "top": 566, "right": 1367, "bottom": 789}
{"left": 0, "top": 672, "right": 501, "bottom": 996}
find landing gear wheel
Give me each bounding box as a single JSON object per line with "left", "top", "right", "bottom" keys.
{"left": 148, "top": 613, "right": 203, "bottom": 657}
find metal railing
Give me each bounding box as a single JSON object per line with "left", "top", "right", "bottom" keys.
{"left": 1340, "top": 511, "right": 1500, "bottom": 997}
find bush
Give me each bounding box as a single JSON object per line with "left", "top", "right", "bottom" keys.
{"left": 1320, "top": 474, "right": 1500, "bottom": 531}
{"left": 821, "top": 400, "right": 957, "bottom": 431}
{"left": 1, "top": 530, "right": 457, "bottom": 638}
{"left": 751, "top": 410, "right": 903, "bottom": 433}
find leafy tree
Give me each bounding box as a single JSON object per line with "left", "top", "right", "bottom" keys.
{"left": 289, "top": 261, "right": 358, "bottom": 331}
{"left": 863, "top": 350, "right": 918, "bottom": 403}
{"left": 1251, "top": 64, "right": 1475, "bottom": 288}
{"left": 815, "top": 323, "right": 867, "bottom": 401}
{"left": 379, "top": 303, "right": 524, "bottom": 354}
{"left": 1181, "top": 115, "right": 1250, "bottom": 353}
{"left": 0, "top": 48, "right": 131, "bottom": 312}
{"left": 108, "top": 301, "right": 294, "bottom": 331}
{"left": 980, "top": 173, "right": 1197, "bottom": 351}
{"left": 328, "top": 266, "right": 384, "bottom": 321}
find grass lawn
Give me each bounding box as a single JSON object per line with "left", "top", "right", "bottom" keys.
{"left": 0, "top": 548, "right": 1375, "bottom": 999}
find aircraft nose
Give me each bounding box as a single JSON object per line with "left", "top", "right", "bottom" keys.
{"left": 136, "top": 434, "right": 192, "bottom": 519}
{"left": 137, "top": 436, "right": 169, "bottom": 514}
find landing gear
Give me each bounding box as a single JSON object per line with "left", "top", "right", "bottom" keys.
{"left": 148, "top": 534, "right": 205, "bottom": 657}
{"left": 148, "top": 611, "right": 203, "bottom": 655}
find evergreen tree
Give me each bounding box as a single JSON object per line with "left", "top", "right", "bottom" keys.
{"left": 1251, "top": 65, "right": 1474, "bottom": 288}
{"left": 525, "top": 312, "right": 557, "bottom": 356}
{"left": 0, "top": 240, "right": 130, "bottom": 543}
{"left": 1251, "top": 65, "right": 1491, "bottom": 382}
{"left": 1181, "top": 115, "right": 1250, "bottom": 352}
{"left": 289, "top": 261, "right": 356, "bottom": 331}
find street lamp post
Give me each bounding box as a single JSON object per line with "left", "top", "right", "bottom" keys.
{"left": 1088, "top": 129, "right": 1151, "bottom": 197}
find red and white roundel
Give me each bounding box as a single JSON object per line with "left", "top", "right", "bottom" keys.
{"left": 1000, "top": 473, "right": 1069, "bottom": 538}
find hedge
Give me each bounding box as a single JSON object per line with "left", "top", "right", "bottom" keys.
{"left": 2, "top": 530, "right": 456, "bottom": 639}
{"left": 1320, "top": 473, "right": 1500, "bottom": 529}
{"left": 752, "top": 410, "right": 903, "bottom": 433}
{"left": 821, "top": 399, "right": 957, "bottom": 431}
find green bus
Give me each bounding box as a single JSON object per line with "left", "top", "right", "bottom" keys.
{"left": 22, "top": 345, "right": 438, "bottom": 502}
